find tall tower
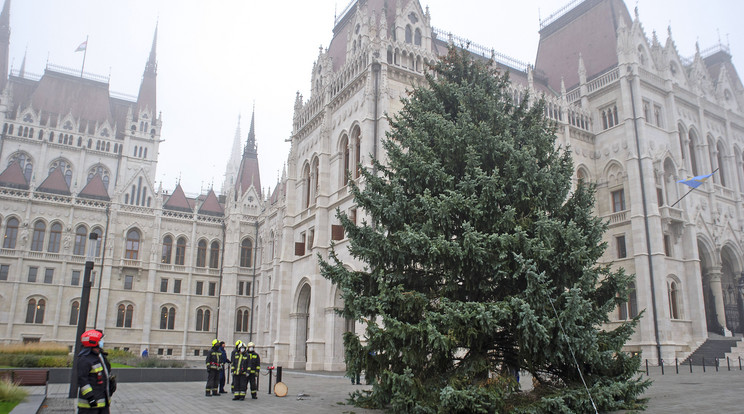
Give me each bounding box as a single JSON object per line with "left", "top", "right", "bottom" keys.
{"left": 137, "top": 23, "right": 157, "bottom": 114}
{"left": 234, "top": 108, "right": 261, "bottom": 198}
{"left": 223, "top": 115, "right": 242, "bottom": 193}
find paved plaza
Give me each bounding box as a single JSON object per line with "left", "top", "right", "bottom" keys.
{"left": 25, "top": 367, "right": 744, "bottom": 413}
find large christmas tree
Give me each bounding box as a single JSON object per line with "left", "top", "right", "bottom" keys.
{"left": 321, "top": 48, "right": 648, "bottom": 413}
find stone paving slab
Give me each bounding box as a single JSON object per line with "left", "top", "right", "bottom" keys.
{"left": 34, "top": 367, "right": 744, "bottom": 413}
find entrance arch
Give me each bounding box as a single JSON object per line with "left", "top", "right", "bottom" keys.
{"left": 698, "top": 238, "right": 723, "bottom": 334}
{"left": 720, "top": 245, "right": 743, "bottom": 334}
{"left": 295, "top": 283, "right": 311, "bottom": 365}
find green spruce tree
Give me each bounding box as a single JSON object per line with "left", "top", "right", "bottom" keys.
{"left": 320, "top": 47, "right": 648, "bottom": 414}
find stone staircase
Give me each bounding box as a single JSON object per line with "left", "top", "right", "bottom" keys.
{"left": 683, "top": 334, "right": 743, "bottom": 366}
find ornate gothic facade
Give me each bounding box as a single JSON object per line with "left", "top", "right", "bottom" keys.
{"left": 1, "top": 0, "right": 743, "bottom": 367}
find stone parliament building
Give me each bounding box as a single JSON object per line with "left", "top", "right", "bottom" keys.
{"left": 0, "top": 0, "right": 743, "bottom": 368}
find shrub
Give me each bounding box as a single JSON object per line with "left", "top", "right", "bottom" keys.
{"left": 36, "top": 356, "right": 71, "bottom": 367}
{"left": 0, "top": 343, "right": 68, "bottom": 356}
{"left": 0, "top": 378, "right": 28, "bottom": 403}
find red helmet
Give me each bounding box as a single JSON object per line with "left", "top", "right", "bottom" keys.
{"left": 81, "top": 330, "right": 103, "bottom": 348}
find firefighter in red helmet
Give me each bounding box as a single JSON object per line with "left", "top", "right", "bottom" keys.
{"left": 76, "top": 329, "right": 116, "bottom": 413}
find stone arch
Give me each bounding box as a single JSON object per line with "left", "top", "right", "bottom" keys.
{"left": 293, "top": 279, "right": 312, "bottom": 366}
{"left": 720, "top": 244, "right": 743, "bottom": 333}
{"left": 662, "top": 157, "right": 679, "bottom": 207}
{"left": 698, "top": 235, "right": 722, "bottom": 334}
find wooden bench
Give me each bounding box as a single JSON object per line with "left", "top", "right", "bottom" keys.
{"left": 0, "top": 369, "right": 49, "bottom": 396}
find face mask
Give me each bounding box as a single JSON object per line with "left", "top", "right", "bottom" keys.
{"left": 240, "top": 347, "right": 246, "bottom": 352}
{"left": 98, "top": 340, "right": 104, "bottom": 348}
{"left": 248, "top": 347, "right": 254, "bottom": 352}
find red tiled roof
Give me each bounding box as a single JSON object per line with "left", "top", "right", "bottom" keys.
{"left": 0, "top": 160, "right": 29, "bottom": 189}
{"left": 198, "top": 189, "right": 224, "bottom": 216}
{"left": 163, "top": 184, "right": 192, "bottom": 212}
{"left": 535, "top": 0, "right": 631, "bottom": 92}
{"left": 36, "top": 166, "right": 71, "bottom": 195}
{"left": 78, "top": 173, "right": 110, "bottom": 201}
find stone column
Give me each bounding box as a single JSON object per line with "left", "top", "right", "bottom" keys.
{"left": 707, "top": 266, "right": 731, "bottom": 336}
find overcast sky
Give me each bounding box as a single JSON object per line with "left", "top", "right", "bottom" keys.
{"left": 8, "top": 0, "right": 742, "bottom": 197}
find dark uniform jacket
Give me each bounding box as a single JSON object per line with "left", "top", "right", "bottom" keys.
{"left": 232, "top": 352, "right": 249, "bottom": 375}
{"left": 77, "top": 348, "right": 113, "bottom": 409}
{"left": 247, "top": 350, "right": 260, "bottom": 374}
{"left": 206, "top": 344, "right": 221, "bottom": 370}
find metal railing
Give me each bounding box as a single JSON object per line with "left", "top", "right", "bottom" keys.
{"left": 432, "top": 27, "right": 529, "bottom": 72}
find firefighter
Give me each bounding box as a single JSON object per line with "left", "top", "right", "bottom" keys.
{"left": 230, "top": 340, "right": 243, "bottom": 394}
{"left": 231, "top": 343, "right": 249, "bottom": 400}
{"left": 76, "top": 329, "right": 116, "bottom": 413}
{"left": 246, "top": 342, "right": 261, "bottom": 399}
{"left": 205, "top": 339, "right": 222, "bottom": 396}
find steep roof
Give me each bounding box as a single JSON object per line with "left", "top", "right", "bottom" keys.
{"left": 36, "top": 166, "right": 71, "bottom": 195}
{"left": 163, "top": 184, "right": 192, "bottom": 212}
{"left": 704, "top": 50, "right": 744, "bottom": 92}
{"left": 78, "top": 173, "right": 110, "bottom": 201}
{"left": 137, "top": 25, "right": 158, "bottom": 114}
{"left": 26, "top": 70, "right": 113, "bottom": 125}
{"left": 535, "top": 0, "right": 632, "bottom": 92}
{"left": 197, "top": 189, "right": 224, "bottom": 216}
{"left": 0, "top": 160, "right": 29, "bottom": 189}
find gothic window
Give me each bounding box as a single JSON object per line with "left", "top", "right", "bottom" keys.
{"left": 161, "top": 235, "right": 173, "bottom": 264}
{"left": 617, "top": 282, "right": 638, "bottom": 320}
{"left": 311, "top": 157, "right": 320, "bottom": 203}
{"left": 653, "top": 105, "right": 663, "bottom": 127}
{"left": 196, "top": 308, "right": 211, "bottom": 331}
{"left": 240, "top": 238, "right": 253, "bottom": 268}
{"left": 716, "top": 141, "right": 727, "bottom": 187}
{"left": 3, "top": 217, "right": 19, "bottom": 249}
{"left": 340, "top": 134, "right": 350, "bottom": 185}
{"left": 87, "top": 165, "right": 111, "bottom": 191}
{"left": 707, "top": 135, "right": 718, "bottom": 184}
{"left": 405, "top": 25, "right": 412, "bottom": 43}
{"left": 668, "top": 280, "right": 681, "bottom": 319}
{"left": 160, "top": 306, "right": 176, "bottom": 330}
{"left": 611, "top": 189, "right": 625, "bottom": 212}
{"left": 677, "top": 124, "right": 686, "bottom": 159}
{"left": 23, "top": 113, "right": 33, "bottom": 123}
{"left": 414, "top": 28, "right": 422, "bottom": 46}
{"left": 268, "top": 231, "right": 275, "bottom": 259}
{"left": 642, "top": 100, "right": 650, "bottom": 121}
{"left": 77, "top": 137, "right": 82, "bottom": 146}
{"left": 91, "top": 228, "right": 103, "bottom": 257}
{"left": 116, "top": 303, "right": 133, "bottom": 328}
{"left": 26, "top": 298, "right": 45, "bottom": 324}
{"left": 31, "top": 221, "right": 46, "bottom": 252}
{"left": 125, "top": 229, "right": 140, "bottom": 260}
{"left": 688, "top": 130, "right": 699, "bottom": 176}
{"left": 101, "top": 128, "right": 109, "bottom": 137}
{"left": 63, "top": 121, "right": 73, "bottom": 130}
{"left": 196, "top": 239, "right": 207, "bottom": 267}
{"left": 302, "top": 164, "right": 311, "bottom": 209}
{"left": 209, "top": 241, "right": 220, "bottom": 269}
{"left": 600, "top": 104, "right": 619, "bottom": 130}
{"left": 352, "top": 126, "right": 361, "bottom": 178}
{"left": 47, "top": 222, "right": 62, "bottom": 253}
{"left": 615, "top": 235, "right": 627, "bottom": 258}
{"left": 69, "top": 300, "right": 79, "bottom": 325}
{"left": 236, "top": 308, "right": 250, "bottom": 332}
{"left": 175, "top": 237, "right": 186, "bottom": 265}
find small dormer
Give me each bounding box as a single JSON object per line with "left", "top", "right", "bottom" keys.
{"left": 96, "top": 119, "right": 114, "bottom": 138}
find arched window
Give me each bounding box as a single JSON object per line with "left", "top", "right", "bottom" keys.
{"left": 175, "top": 237, "right": 186, "bottom": 265}
{"left": 677, "top": 124, "right": 686, "bottom": 160}
{"left": 47, "top": 222, "right": 62, "bottom": 253}
{"left": 196, "top": 308, "right": 211, "bottom": 331}
{"left": 236, "top": 308, "right": 249, "bottom": 332}
{"left": 161, "top": 236, "right": 173, "bottom": 264}
{"left": 73, "top": 225, "right": 87, "bottom": 256}
{"left": 311, "top": 157, "right": 320, "bottom": 203}
{"left": 717, "top": 141, "right": 727, "bottom": 187}
{"left": 196, "top": 240, "right": 207, "bottom": 267}
{"left": 25, "top": 298, "right": 45, "bottom": 324}
{"left": 209, "top": 241, "right": 220, "bottom": 269}
{"left": 3, "top": 217, "right": 19, "bottom": 249}
{"left": 160, "top": 306, "right": 176, "bottom": 330}
{"left": 668, "top": 280, "right": 680, "bottom": 320}
{"left": 116, "top": 304, "right": 134, "bottom": 328}
{"left": 352, "top": 126, "right": 361, "bottom": 178}
{"left": 91, "top": 228, "right": 103, "bottom": 257}
{"left": 69, "top": 301, "right": 80, "bottom": 325}
{"left": 240, "top": 239, "right": 253, "bottom": 268}
{"left": 125, "top": 229, "right": 140, "bottom": 260}
{"left": 414, "top": 28, "right": 422, "bottom": 46}
{"left": 618, "top": 282, "right": 638, "bottom": 320}
{"left": 10, "top": 152, "right": 33, "bottom": 182}
{"left": 268, "top": 231, "right": 275, "bottom": 260}
{"left": 405, "top": 25, "right": 412, "bottom": 43}
{"left": 30, "top": 221, "right": 46, "bottom": 252}
{"left": 340, "top": 134, "right": 350, "bottom": 185}
{"left": 302, "top": 164, "right": 311, "bottom": 209}
{"left": 688, "top": 130, "right": 699, "bottom": 176}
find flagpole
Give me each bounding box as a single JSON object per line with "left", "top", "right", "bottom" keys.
{"left": 670, "top": 167, "right": 719, "bottom": 208}
{"left": 80, "top": 35, "right": 88, "bottom": 77}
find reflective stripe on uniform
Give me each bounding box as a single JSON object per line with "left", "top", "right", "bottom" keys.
{"left": 90, "top": 363, "right": 103, "bottom": 373}
{"left": 78, "top": 398, "right": 104, "bottom": 408}
{"left": 80, "top": 384, "right": 93, "bottom": 395}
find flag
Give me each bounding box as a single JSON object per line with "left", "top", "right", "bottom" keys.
{"left": 678, "top": 172, "right": 715, "bottom": 189}
{"left": 75, "top": 40, "right": 87, "bottom": 52}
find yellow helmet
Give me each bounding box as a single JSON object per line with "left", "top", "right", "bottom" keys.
{"left": 212, "top": 339, "right": 219, "bottom": 346}
{"left": 246, "top": 342, "right": 255, "bottom": 348}
{"left": 235, "top": 340, "right": 243, "bottom": 347}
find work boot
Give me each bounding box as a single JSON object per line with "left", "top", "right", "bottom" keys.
{"left": 205, "top": 392, "right": 211, "bottom": 397}
{"left": 232, "top": 395, "right": 240, "bottom": 400}
{"left": 212, "top": 391, "right": 219, "bottom": 396}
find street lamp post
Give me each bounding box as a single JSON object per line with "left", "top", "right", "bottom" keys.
{"left": 68, "top": 232, "right": 99, "bottom": 398}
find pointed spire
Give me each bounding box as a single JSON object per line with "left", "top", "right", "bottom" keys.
{"left": 222, "top": 114, "right": 243, "bottom": 192}
{"left": 578, "top": 53, "right": 587, "bottom": 84}
{"left": 137, "top": 24, "right": 158, "bottom": 114}
{"left": 245, "top": 105, "right": 256, "bottom": 156}
{"left": 19, "top": 47, "right": 26, "bottom": 77}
